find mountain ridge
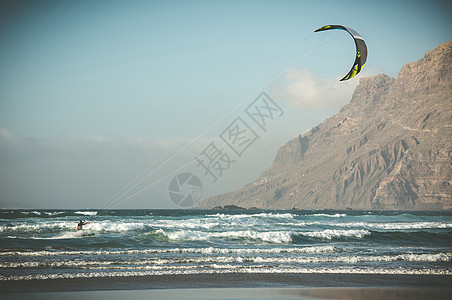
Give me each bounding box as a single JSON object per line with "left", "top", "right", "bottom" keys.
{"left": 199, "top": 41, "right": 452, "bottom": 210}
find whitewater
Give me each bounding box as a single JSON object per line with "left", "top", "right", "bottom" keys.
{"left": 1, "top": 209, "right": 451, "bottom": 281}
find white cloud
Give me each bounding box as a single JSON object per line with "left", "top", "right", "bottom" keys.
{"left": 271, "top": 68, "right": 359, "bottom": 110}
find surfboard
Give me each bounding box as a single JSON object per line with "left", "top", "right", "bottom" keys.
{"left": 81, "top": 232, "right": 95, "bottom": 237}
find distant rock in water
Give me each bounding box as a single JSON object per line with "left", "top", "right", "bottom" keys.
{"left": 224, "top": 205, "right": 246, "bottom": 210}
{"left": 199, "top": 41, "right": 452, "bottom": 211}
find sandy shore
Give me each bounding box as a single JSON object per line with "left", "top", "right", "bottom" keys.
{"left": 1, "top": 273, "right": 452, "bottom": 299}
{"left": 3, "top": 287, "right": 452, "bottom": 300}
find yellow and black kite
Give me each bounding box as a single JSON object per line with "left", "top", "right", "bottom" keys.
{"left": 315, "top": 25, "right": 367, "bottom": 81}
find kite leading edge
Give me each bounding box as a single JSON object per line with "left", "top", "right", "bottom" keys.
{"left": 315, "top": 25, "right": 368, "bottom": 81}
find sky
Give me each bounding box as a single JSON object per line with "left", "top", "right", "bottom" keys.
{"left": 0, "top": 0, "right": 451, "bottom": 209}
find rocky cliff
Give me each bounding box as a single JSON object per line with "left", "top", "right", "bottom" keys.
{"left": 199, "top": 41, "right": 452, "bottom": 210}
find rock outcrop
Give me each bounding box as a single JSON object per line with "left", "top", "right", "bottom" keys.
{"left": 199, "top": 41, "right": 452, "bottom": 210}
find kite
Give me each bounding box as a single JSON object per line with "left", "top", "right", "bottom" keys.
{"left": 315, "top": 25, "right": 367, "bottom": 81}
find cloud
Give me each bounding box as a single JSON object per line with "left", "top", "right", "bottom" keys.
{"left": 271, "top": 68, "right": 359, "bottom": 110}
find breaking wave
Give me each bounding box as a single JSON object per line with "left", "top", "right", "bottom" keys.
{"left": 163, "top": 229, "right": 293, "bottom": 244}
{"left": 335, "top": 221, "right": 452, "bottom": 230}
{"left": 75, "top": 211, "right": 98, "bottom": 216}
{"left": 297, "top": 229, "right": 371, "bottom": 240}
{"left": 310, "top": 213, "right": 347, "bottom": 218}
{"left": 2, "top": 251, "right": 450, "bottom": 269}
{"left": 2, "top": 266, "right": 451, "bottom": 281}
{"left": 0, "top": 220, "right": 149, "bottom": 235}
{"left": 0, "top": 245, "right": 336, "bottom": 257}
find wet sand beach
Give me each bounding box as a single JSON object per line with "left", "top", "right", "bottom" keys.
{"left": 3, "top": 287, "right": 452, "bottom": 300}
{"left": 2, "top": 273, "right": 452, "bottom": 299}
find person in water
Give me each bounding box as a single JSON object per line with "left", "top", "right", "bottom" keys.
{"left": 77, "top": 220, "right": 87, "bottom": 231}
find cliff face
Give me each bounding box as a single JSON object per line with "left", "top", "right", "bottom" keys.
{"left": 199, "top": 41, "right": 452, "bottom": 210}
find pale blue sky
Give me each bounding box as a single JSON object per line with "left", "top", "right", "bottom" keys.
{"left": 0, "top": 0, "right": 451, "bottom": 208}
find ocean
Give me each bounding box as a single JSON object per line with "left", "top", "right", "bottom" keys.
{"left": 1, "top": 209, "right": 451, "bottom": 282}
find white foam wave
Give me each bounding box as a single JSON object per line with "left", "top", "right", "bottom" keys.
{"left": 160, "top": 212, "right": 297, "bottom": 230}
{"left": 0, "top": 221, "right": 75, "bottom": 233}
{"left": 310, "top": 213, "right": 346, "bottom": 218}
{"left": 217, "top": 213, "right": 294, "bottom": 219}
{"left": 208, "top": 213, "right": 295, "bottom": 226}
{"left": 299, "top": 229, "right": 370, "bottom": 240}
{"left": 209, "top": 212, "right": 294, "bottom": 219}
{"left": 370, "top": 222, "right": 452, "bottom": 230}
{"left": 0, "top": 220, "right": 148, "bottom": 235}
{"left": 43, "top": 211, "right": 64, "bottom": 216}
{"left": 1, "top": 266, "right": 451, "bottom": 281}
{"left": 3, "top": 252, "right": 449, "bottom": 269}
{"left": 164, "top": 229, "right": 292, "bottom": 243}
{"left": 334, "top": 221, "right": 452, "bottom": 230}
{"left": 87, "top": 221, "right": 146, "bottom": 232}
{"left": 151, "top": 219, "right": 219, "bottom": 230}
{"left": 26, "top": 222, "right": 147, "bottom": 239}
{"left": 75, "top": 211, "right": 98, "bottom": 216}
{"left": 152, "top": 214, "right": 304, "bottom": 232}
{"left": 0, "top": 246, "right": 336, "bottom": 257}
{"left": 13, "top": 211, "right": 64, "bottom": 217}
{"left": 250, "top": 252, "right": 452, "bottom": 264}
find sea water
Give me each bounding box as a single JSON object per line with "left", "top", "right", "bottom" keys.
{"left": 1, "top": 209, "right": 451, "bottom": 281}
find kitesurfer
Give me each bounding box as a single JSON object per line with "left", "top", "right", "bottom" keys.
{"left": 77, "top": 220, "right": 87, "bottom": 231}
